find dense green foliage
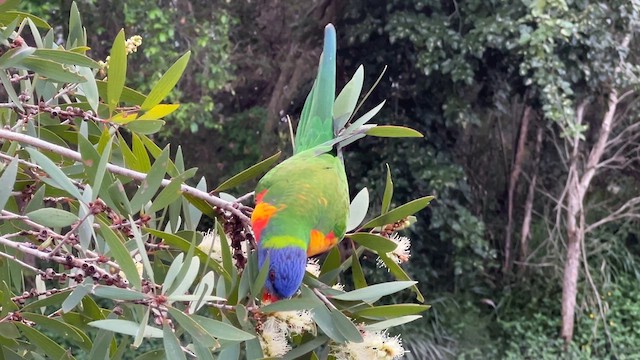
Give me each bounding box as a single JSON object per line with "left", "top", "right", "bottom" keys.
{"left": 4, "top": 0, "right": 640, "bottom": 358}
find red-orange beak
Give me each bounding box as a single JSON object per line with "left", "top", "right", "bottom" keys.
{"left": 262, "top": 290, "right": 279, "bottom": 304}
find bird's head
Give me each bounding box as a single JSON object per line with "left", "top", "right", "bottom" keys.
{"left": 258, "top": 241, "right": 307, "bottom": 301}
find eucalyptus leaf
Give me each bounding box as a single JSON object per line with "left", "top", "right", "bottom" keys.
{"left": 347, "top": 187, "right": 369, "bottom": 231}
{"left": 331, "top": 281, "right": 417, "bottom": 302}
{"left": 214, "top": 152, "right": 281, "bottom": 192}
{"left": 347, "top": 232, "right": 397, "bottom": 253}
{"left": 141, "top": 52, "right": 191, "bottom": 111}
{"left": 26, "top": 208, "right": 78, "bottom": 228}
{"left": 89, "top": 319, "right": 163, "bottom": 338}
{"left": 361, "top": 196, "right": 434, "bottom": 229}
{"left": 107, "top": 29, "right": 127, "bottom": 113}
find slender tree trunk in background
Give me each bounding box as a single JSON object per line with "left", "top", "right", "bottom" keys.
{"left": 561, "top": 165, "right": 583, "bottom": 343}
{"left": 519, "top": 126, "right": 543, "bottom": 268}
{"left": 561, "top": 87, "right": 619, "bottom": 344}
{"left": 504, "top": 106, "right": 532, "bottom": 274}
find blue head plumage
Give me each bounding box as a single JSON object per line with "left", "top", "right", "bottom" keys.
{"left": 258, "top": 246, "right": 307, "bottom": 300}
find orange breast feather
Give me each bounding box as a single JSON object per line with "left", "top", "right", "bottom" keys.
{"left": 252, "top": 191, "right": 278, "bottom": 242}
{"left": 307, "top": 229, "right": 337, "bottom": 257}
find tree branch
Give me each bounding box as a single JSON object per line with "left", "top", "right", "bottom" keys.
{"left": 0, "top": 129, "right": 251, "bottom": 225}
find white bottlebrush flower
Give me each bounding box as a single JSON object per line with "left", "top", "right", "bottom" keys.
{"left": 259, "top": 317, "right": 291, "bottom": 357}
{"left": 272, "top": 310, "right": 315, "bottom": 335}
{"left": 198, "top": 229, "right": 246, "bottom": 264}
{"left": 119, "top": 253, "right": 144, "bottom": 280}
{"left": 377, "top": 233, "right": 411, "bottom": 269}
{"left": 332, "top": 283, "right": 345, "bottom": 291}
{"left": 306, "top": 257, "right": 321, "bottom": 277}
{"left": 333, "top": 330, "right": 406, "bottom": 360}
{"left": 125, "top": 35, "right": 143, "bottom": 54}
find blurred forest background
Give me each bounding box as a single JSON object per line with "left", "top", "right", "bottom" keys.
{"left": 23, "top": 0, "right": 640, "bottom": 358}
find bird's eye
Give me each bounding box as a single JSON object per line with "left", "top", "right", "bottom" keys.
{"left": 269, "top": 270, "right": 276, "bottom": 281}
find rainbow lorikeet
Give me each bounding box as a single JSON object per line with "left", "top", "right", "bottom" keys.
{"left": 251, "top": 24, "right": 348, "bottom": 301}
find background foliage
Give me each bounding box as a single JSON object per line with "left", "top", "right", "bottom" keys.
{"left": 3, "top": 0, "right": 640, "bottom": 359}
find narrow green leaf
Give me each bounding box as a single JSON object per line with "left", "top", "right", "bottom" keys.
{"left": 0, "top": 47, "right": 36, "bottom": 68}
{"left": 141, "top": 52, "right": 191, "bottom": 111}
{"left": 189, "top": 271, "right": 215, "bottom": 314}
{"left": 381, "top": 164, "right": 393, "bottom": 213}
{"left": 161, "top": 253, "right": 184, "bottom": 295}
{"left": 89, "top": 319, "right": 163, "bottom": 338}
{"left": 251, "top": 254, "right": 270, "bottom": 297}
{"left": 366, "top": 125, "right": 423, "bottom": 138}
{"left": 345, "top": 100, "right": 386, "bottom": 134}
{"left": 331, "top": 310, "right": 363, "bottom": 343}
{"left": 320, "top": 246, "right": 341, "bottom": 275}
{"left": 351, "top": 252, "right": 367, "bottom": 289}
{"left": 168, "top": 256, "right": 200, "bottom": 297}
{"left": 21, "top": 313, "right": 84, "bottom": 343}
{"left": 363, "top": 315, "right": 423, "bottom": 331}
{"left": 97, "top": 217, "right": 142, "bottom": 290}
{"left": 66, "top": 2, "right": 84, "bottom": 47}
{"left": 129, "top": 215, "right": 154, "bottom": 283}
{"left": 26, "top": 208, "right": 78, "bottom": 228}
{"left": 213, "top": 152, "right": 281, "bottom": 192}
{"left": 26, "top": 148, "right": 83, "bottom": 199}
{"left": 96, "top": 80, "right": 147, "bottom": 105}
{"left": 192, "top": 315, "right": 254, "bottom": 341}
{"left": 61, "top": 283, "right": 91, "bottom": 313}
{"left": 131, "top": 133, "right": 151, "bottom": 172}
{"left": 0, "top": 157, "right": 18, "bottom": 210}
{"left": 92, "top": 137, "right": 112, "bottom": 200}
{"left": 15, "top": 322, "right": 75, "bottom": 359}
{"left": 129, "top": 146, "right": 169, "bottom": 211}
{"left": 163, "top": 321, "right": 187, "bottom": 360}
{"left": 377, "top": 253, "right": 424, "bottom": 302}
{"left": 93, "top": 285, "right": 146, "bottom": 301}
{"left": 0, "top": 71, "right": 23, "bottom": 111}
{"left": 147, "top": 175, "right": 184, "bottom": 213}
{"left": 331, "top": 281, "right": 417, "bottom": 302}
{"left": 0, "top": 0, "right": 20, "bottom": 12}
{"left": 218, "top": 343, "right": 240, "bottom": 359}
{"left": 21, "top": 289, "right": 71, "bottom": 312}
{"left": 19, "top": 57, "right": 86, "bottom": 83}
{"left": 217, "top": 221, "right": 236, "bottom": 284}
{"left": 282, "top": 335, "right": 329, "bottom": 360}
{"left": 167, "top": 307, "right": 217, "bottom": 348}
{"left": 361, "top": 196, "right": 434, "bottom": 229}
{"left": 0, "top": 12, "right": 50, "bottom": 29}
{"left": 78, "top": 67, "right": 99, "bottom": 112}
{"left": 355, "top": 304, "right": 430, "bottom": 318}
{"left": 135, "top": 350, "right": 165, "bottom": 360}
{"left": 334, "top": 65, "right": 364, "bottom": 130}
{"left": 183, "top": 193, "right": 216, "bottom": 219}
{"left": 125, "top": 120, "right": 165, "bottom": 135}
{"left": 146, "top": 228, "right": 230, "bottom": 281}
{"left": 107, "top": 29, "right": 127, "bottom": 113}
{"left": 0, "top": 322, "right": 20, "bottom": 339}
{"left": 117, "top": 132, "right": 139, "bottom": 171}
{"left": 347, "top": 187, "right": 369, "bottom": 231}
{"left": 32, "top": 49, "right": 98, "bottom": 68}
{"left": 260, "top": 298, "right": 318, "bottom": 313}
{"left": 347, "top": 233, "right": 397, "bottom": 253}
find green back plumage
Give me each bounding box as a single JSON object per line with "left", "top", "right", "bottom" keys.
{"left": 294, "top": 24, "right": 336, "bottom": 153}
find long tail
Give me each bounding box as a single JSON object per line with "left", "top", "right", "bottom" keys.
{"left": 294, "top": 24, "right": 336, "bottom": 154}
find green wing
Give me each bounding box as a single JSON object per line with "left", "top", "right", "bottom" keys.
{"left": 294, "top": 24, "right": 336, "bottom": 153}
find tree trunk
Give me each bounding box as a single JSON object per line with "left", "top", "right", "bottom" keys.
{"left": 504, "top": 105, "right": 532, "bottom": 273}
{"left": 519, "top": 126, "right": 543, "bottom": 267}
{"left": 561, "top": 172, "right": 583, "bottom": 343}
